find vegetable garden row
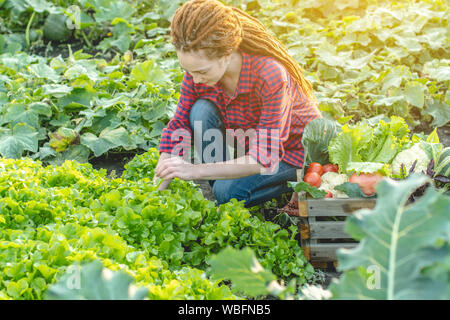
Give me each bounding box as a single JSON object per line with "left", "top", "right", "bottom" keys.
{"left": 0, "top": 0, "right": 449, "bottom": 300}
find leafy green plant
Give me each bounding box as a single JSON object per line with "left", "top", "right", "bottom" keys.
{"left": 328, "top": 116, "right": 412, "bottom": 173}
{"left": 330, "top": 174, "right": 450, "bottom": 299}
{"left": 122, "top": 148, "right": 315, "bottom": 281}
{"left": 0, "top": 46, "right": 181, "bottom": 163}
{"left": 290, "top": 181, "right": 327, "bottom": 199}
{"left": 45, "top": 260, "right": 149, "bottom": 300}
{"left": 209, "top": 175, "right": 450, "bottom": 300}
{"left": 0, "top": 150, "right": 314, "bottom": 299}
{"left": 208, "top": 246, "right": 330, "bottom": 300}
{"left": 247, "top": 0, "right": 449, "bottom": 129}
{"left": 0, "top": 157, "right": 235, "bottom": 300}
{"left": 208, "top": 247, "right": 278, "bottom": 298}
{"left": 1, "top": 0, "right": 448, "bottom": 166}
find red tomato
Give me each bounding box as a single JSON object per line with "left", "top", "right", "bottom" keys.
{"left": 307, "top": 162, "right": 323, "bottom": 176}
{"left": 304, "top": 172, "right": 321, "bottom": 188}
{"left": 349, "top": 173, "right": 383, "bottom": 196}
{"left": 323, "top": 164, "right": 339, "bottom": 174}
{"left": 324, "top": 191, "right": 333, "bottom": 198}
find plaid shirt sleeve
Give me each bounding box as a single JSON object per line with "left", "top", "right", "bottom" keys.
{"left": 246, "top": 61, "right": 292, "bottom": 171}
{"left": 158, "top": 73, "right": 196, "bottom": 157}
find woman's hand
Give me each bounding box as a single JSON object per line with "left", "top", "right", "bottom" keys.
{"left": 154, "top": 156, "right": 200, "bottom": 181}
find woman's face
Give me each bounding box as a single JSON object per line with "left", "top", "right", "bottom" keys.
{"left": 176, "top": 49, "right": 231, "bottom": 86}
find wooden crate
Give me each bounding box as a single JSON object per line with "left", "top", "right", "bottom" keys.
{"left": 278, "top": 170, "right": 377, "bottom": 268}
{"left": 297, "top": 197, "right": 376, "bottom": 268}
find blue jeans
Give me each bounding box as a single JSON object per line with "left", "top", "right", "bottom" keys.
{"left": 188, "top": 98, "right": 300, "bottom": 208}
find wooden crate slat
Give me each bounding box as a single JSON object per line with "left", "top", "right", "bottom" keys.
{"left": 309, "top": 221, "right": 350, "bottom": 239}
{"left": 298, "top": 198, "right": 308, "bottom": 216}
{"left": 299, "top": 223, "right": 310, "bottom": 240}
{"left": 304, "top": 198, "right": 376, "bottom": 217}
{"left": 309, "top": 243, "right": 358, "bottom": 262}
{"left": 302, "top": 245, "right": 311, "bottom": 261}
{"left": 294, "top": 192, "right": 376, "bottom": 266}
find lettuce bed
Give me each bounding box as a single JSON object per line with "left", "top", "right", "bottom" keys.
{"left": 0, "top": 148, "right": 314, "bottom": 299}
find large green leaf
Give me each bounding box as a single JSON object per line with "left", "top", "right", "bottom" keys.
{"left": 28, "top": 63, "right": 61, "bottom": 83}
{"left": 4, "top": 104, "right": 40, "bottom": 129}
{"left": 29, "top": 102, "right": 52, "bottom": 118}
{"left": 315, "top": 43, "right": 351, "bottom": 68}
{"left": 424, "top": 99, "right": 450, "bottom": 128}
{"left": 330, "top": 175, "right": 450, "bottom": 300}
{"left": 24, "top": 0, "right": 59, "bottom": 13}
{"left": 4, "top": 0, "right": 28, "bottom": 14}
{"left": 89, "top": 0, "right": 136, "bottom": 23}
{"left": 208, "top": 247, "right": 276, "bottom": 297}
{"left": 380, "top": 66, "right": 411, "bottom": 93}
{"left": 41, "top": 84, "right": 73, "bottom": 98}
{"left": 403, "top": 81, "right": 425, "bottom": 109}
{"left": 45, "top": 260, "right": 148, "bottom": 300}
{"left": 423, "top": 62, "right": 450, "bottom": 82}
{"left": 58, "top": 87, "right": 95, "bottom": 110}
{"left": 64, "top": 61, "right": 104, "bottom": 82}
{"left": 81, "top": 126, "right": 133, "bottom": 157}
{"left": 129, "top": 60, "right": 171, "bottom": 86}
{"left": 0, "top": 123, "right": 38, "bottom": 158}
{"left": 97, "top": 19, "right": 134, "bottom": 53}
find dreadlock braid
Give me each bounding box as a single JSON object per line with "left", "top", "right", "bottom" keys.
{"left": 170, "top": 0, "right": 316, "bottom": 101}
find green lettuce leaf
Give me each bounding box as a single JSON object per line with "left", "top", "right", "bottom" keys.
{"left": 328, "top": 122, "right": 372, "bottom": 173}
{"left": 347, "top": 162, "right": 391, "bottom": 175}
{"left": 363, "top": 116, "right": 410, "bottom": 163}
{"left": 329, "top": 116, "right": 411, "bottom": 173}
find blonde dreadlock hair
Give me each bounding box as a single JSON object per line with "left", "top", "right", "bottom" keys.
{"left": 170, "top": 0, "right": 316, "bottom": 101}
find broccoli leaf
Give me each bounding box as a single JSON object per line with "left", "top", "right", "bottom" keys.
{"left": 208, "top": 247, "right": 276, "bottom": 297}
{"left": 330, "top": 174, "right": 450, "bottom": 299}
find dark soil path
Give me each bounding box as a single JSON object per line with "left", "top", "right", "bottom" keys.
{"left": 438, "top": 125, "right": 450, "bottom": 147}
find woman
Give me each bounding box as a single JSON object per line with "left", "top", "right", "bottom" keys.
{"left": 153, "top": 0, "right": 321, "bottom": 208}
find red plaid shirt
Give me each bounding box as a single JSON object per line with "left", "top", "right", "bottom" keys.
{"left": 158, "top": 50, "right": 321, "bottom": 169}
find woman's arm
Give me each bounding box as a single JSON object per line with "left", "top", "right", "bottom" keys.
{"left": 154, "top": 153, "right": 270, "bottom": 188}
{"left": 196, "top": 155, "right": 269, "bottom": 180}
{"left": 153, "top": 152, "right": 173, "bottom": 190}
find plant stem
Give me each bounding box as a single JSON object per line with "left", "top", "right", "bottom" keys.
{"left": 25, "top": 11, "right": 36, "bottom": 47}
{"left": 87, "top": 27, "right": 96, "bottom": 40}
{"left": 79, "top": 29, "right": 93, "bottom": 48}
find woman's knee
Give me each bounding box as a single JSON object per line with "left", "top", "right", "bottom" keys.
{"left": 212, "top": 180, "right": 249, "bottom": 205}
{"left": 189, "top": 99, "right": 222, "bottom": 130}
